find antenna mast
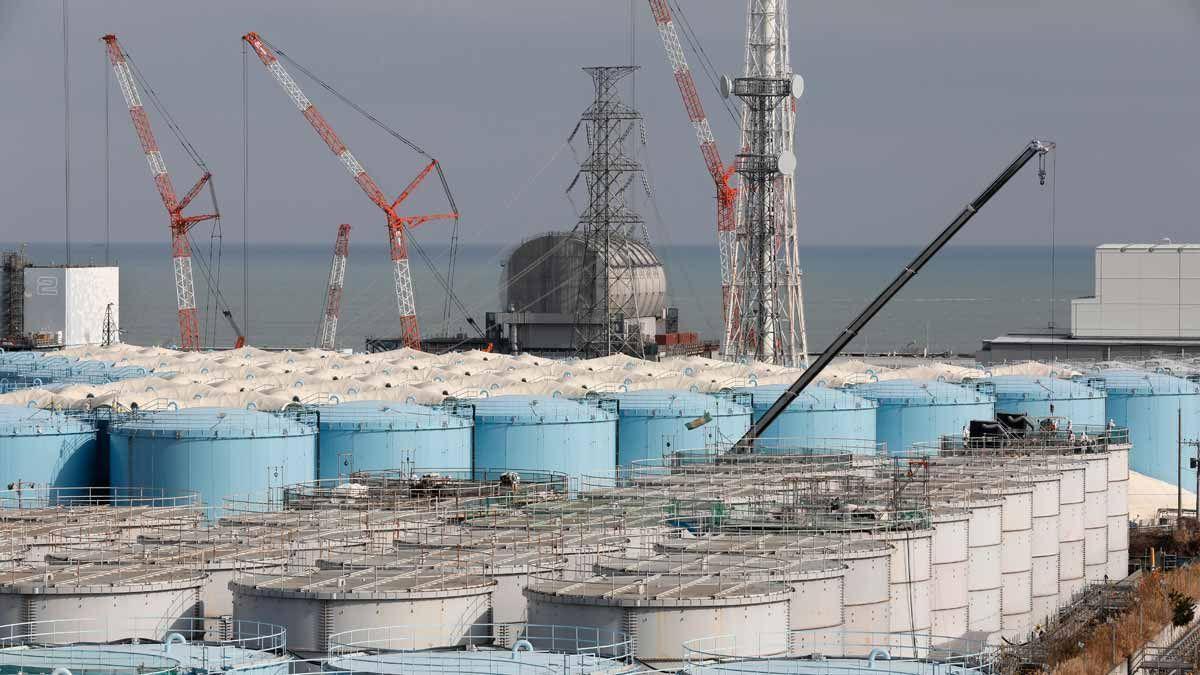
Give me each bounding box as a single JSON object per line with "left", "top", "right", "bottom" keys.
{"left": 727, "top": 0, "right": 809, "bottom": 366}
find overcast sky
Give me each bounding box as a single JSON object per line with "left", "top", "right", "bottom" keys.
{"left": 3, "top": 1, "right": 1200, "bottom": 253}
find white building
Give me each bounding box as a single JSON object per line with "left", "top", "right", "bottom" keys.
{"left": 1071, "top": 244, "right": 1200, "bottom": 338}
{"left": 22, "top": 266, "right": 119, "bottom": 347}
{"left": 981, "top": 244, "right": 1200, "bottom": 363}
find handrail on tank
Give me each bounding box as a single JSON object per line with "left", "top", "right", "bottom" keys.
{"left": 0, "top": 485, "right": 202, "bottom": 512}
{"left": 681, "top": 630, "right": 996, "bottom": 670}
{"left": 327, "top": 622, "right": 632, "bottom": 664}
{"left": 913, "top": 422, "right": 1130, "bottom": 458}
{"left": 221, "top": 468, "right": 570, "bottom": 516}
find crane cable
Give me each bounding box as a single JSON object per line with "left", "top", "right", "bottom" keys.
{"left": 261, "top": 39, "right": 482, "bottom": 340}
{"left": 124, "top": 49, "right": 240, "bottom": 349}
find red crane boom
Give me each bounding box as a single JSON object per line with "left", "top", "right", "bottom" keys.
{"left": 102, "top": 34, "right": 215, "bottom": 351}
{"left": 318, "top": 223, "right": 351, "bottom": 350}
{"left": 243, "top": 31, "right": 456, "bottom": 350}
{"left": 646, "top": 0, "right": 739, "bottom": 337}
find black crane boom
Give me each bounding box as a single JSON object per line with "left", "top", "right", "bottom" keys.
{"left": 735, "top": 139, "right": 1055, "bottom": 451}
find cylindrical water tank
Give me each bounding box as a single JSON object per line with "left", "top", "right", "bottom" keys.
{"left": 590, "top": 552, "right": 845, "bottom": 647}
{"left": 731, "top": 384, "right": 877, "bottom": 451}
{"left": 974, "top": 375, "right": 1105, "bottom": 426}
{"left": 954, "top": 494, "right": 1003, "bottom": 640}
{"left": 1081, "top": 451, "right": 1110, "bottom": 582}
{"left": 525, "top": 575, "right": 792, "bottom": 669}
{"left": 996, "top": 482, "right": 1033, "bottom": 641}
{"left": 865, "top": 527, "right": 934, "bottom": 654}
{"left": 1020, "top": 469, "right": 1061, "bottom": 625}
{"left": 1107, "top": 443, "right": 1130, "bottom": 580}
{"left": 929, "top": 508, "right": 970, "bottom": 645}
{"left": 608, "top": 390, "right": 751, "bottom": 466}
{"left": 471, "top": 396, "right": 616, "bottom": 490}
{"left": 1087, "top": 369, "right": 1200, "bottom": 485}
{"left": 831, "top": 540, "right": 893, "bottom": 637}
{"left": 232, "top": 569, "right": 496, "bottom": 657}
{"left": 850, "top": 380, "right": 995, "bottom": 455}
{"left": 315, "top": 400, "right": 471, "bottom": 478}
{"left": 1053, "top": 459, "right": 1087, "bottom": 602}
{"left": 0, "top": 564, "right": 203, "bottom": 641}
{"left": 0, "top": 406, "right": 97, "bottom": 488}
{"left": 109, "top": 408, "right": 316, "bottom": 513}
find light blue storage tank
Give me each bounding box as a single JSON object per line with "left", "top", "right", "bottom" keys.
{"left": 109, "top": 408, "right": 316, "bottom": 513}
{"left": 315, "top": 401, "right": 472, "bottom": 479}
{"left": 607, "top": 390, "right": 751, "bottom": 467}
{"left": 974, "top": 375, "right": 1106, "bottom": 426}
{"left": 0, "top": 406, "right": 96, "bottom": 489}
{"left": 731, "top": 384, "right": 878, "bottom": 453}
{"left": 470, "top": 396, "right": 616, "bottom": 489}
{"left": 849, "top": 379, "right": 995, "bottom": 455}
{"left": 1085, "top": 369, "right": 1200, "bottom": 485}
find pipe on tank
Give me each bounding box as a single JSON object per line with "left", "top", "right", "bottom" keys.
{"left": 511, "top": 639, "right": 534, "bottom": 653}
{"left": 51, "top": 668, "right": 72, "bottom": 675}
{"left": 164, "top": 632, "right": 187, "bottom": 652}
{"left": 867, "top": 648, "right": 890, "bottom": 667}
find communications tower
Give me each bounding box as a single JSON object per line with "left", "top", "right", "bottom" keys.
{"left": 570, "top": 66, "right": 649, "bottom": 359}
{"left": 725, "top": 0, "right": 809, "bottom": 366}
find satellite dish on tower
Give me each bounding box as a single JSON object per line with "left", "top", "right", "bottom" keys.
{"left": 777, "top": 150, "right": 797, "bottom": 175}
{"left": 720, "top": 75, "right": 734, "bottom": 99}
{"left": 792, "top": 74, "right": 805, "bottom": 100}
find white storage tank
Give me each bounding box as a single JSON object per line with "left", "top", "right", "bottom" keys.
{"left": 955, "top": 493, "right": 1004, "bottom": 641}
{"left": 929, "top": 508, "right": 970, "bottom": 645}
{"left": 317, "top": 547, "right": 557, "bottom": 627}
{"left": 997, "top": 481, "right": 1034, "bottom": 641}
{"left": 837, "top": 540, "right": 895, "bottom": 637}
{"left": 863, "top": 526, "right": 934, "bottom": 653}
{"left": 1107, "top": 443, "right": 1130, "bottom": 580}
{"left": 525, "top": 574, "right": 792, "bottom": 669}
{"left": 591, "top": 551, "right": 845, "bottom": 648}
{"left": 651, "top": 534, "right": 892, "bottom": 638}
{"left": 1081, "top": 451, "right": 1110, "bottom": 581}
{"left": 0, "top": 564, "right": 203, "bottom": 640}
{"left": 231, "top": 569, "right": 495, "bottom": 657}
{"left": 1052, "top": 459, "right": 1088, "bottom": 602}
{"left": 1021, "top": 468, "right": 1062, "bottom": 626}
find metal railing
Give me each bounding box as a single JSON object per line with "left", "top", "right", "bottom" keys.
{"left": 682, "top": 630, "right": 996, "bottom": 674}
{"left": 328, "top": 622, "right": 631, "bottom": 663}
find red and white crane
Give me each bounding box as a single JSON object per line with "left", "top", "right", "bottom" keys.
{"left": 243, "top": 31, "right": 456, "bottom": 350}
{"left": 317, "top": 223, "right": 351, "bottom": 350}
{"left": 102, "top": 34, "right": 215, "bottom": 351}
{"left": 646, "top": 0, "right": 740, "bottom": 353}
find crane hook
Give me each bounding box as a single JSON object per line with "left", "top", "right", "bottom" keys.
{"left": 1038, "top": 151, "right": 1047, "bottom": 186}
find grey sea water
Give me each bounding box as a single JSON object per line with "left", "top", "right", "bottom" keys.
{"left": 13, "top": 241, "right": 1093, "bottom": 355}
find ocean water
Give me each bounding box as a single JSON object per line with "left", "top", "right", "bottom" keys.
{"left": 13, "top": 241, "right": 1093, "bottom": 355}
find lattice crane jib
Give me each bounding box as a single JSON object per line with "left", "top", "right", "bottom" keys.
{"left": 102, "top": 34, "right": 214, "bottom": 351}
{"left": 646, "top": 0, "right": 741, "bottom": 356}
{"left": 242, "top": 32, "right": 458, "bottom": 351}
{"left": 318, "top": 224, "right": 352, "bottom": 351}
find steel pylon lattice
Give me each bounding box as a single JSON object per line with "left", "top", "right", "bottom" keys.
{"left": 569, "top": 66, "right": 649, "bottom": 359}
{"left": 725, "top": 0, "right": 810, "bottom": 367}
